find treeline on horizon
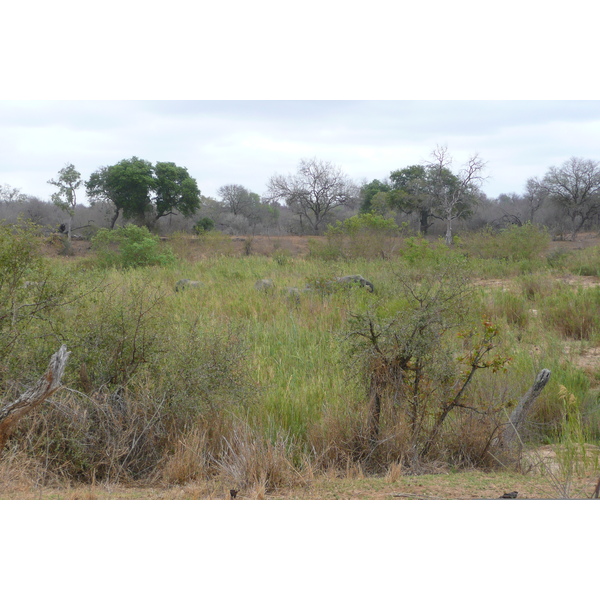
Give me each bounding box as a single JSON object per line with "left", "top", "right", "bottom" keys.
{"left": 1, "top": 148, "right": 600, "bottom": 243}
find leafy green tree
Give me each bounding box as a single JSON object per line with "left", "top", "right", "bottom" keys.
{"left": 86, "top": 157, "right": 154, "bottom": 229}
{"left": 389, "top": 165, "right": 433, "bottom": 234}
{"left": 48, "top": 163, "right": 82, "bottom": 240}
{"left": 86, "top": 158, "right": 201, "bottom": 229}
{"left": 359, "top": 179, "right": 391, "bottom": 213}
{"left": 153, "top": 162, "right": 201, "bottom": 222}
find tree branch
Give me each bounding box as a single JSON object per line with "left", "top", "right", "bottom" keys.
{"left": 0, "top": 345, "right": 71, "bottom": 450}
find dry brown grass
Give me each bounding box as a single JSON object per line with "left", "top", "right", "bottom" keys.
{"left": 3, "top": 467, "right": 598, "bottom": 499}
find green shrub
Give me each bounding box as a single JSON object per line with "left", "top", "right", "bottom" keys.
{"left": 91, "top": 225, "right": 176, "bottom": 269}
{"left": 273, "top": 248, "right": 292, "bottom": 266}
{"left": 0, "top": 219, "right": 71, "bottom": 373}
{"left": 325, "top": 213, "right": 401, "bottom": 260}
{"left": 193, "top": 217, "right": 215, "bottom": 235}
{"left": 401, "top": 236, "right": 451, "bottom": 266}
{"left": 461, "top": 223, "right": 551, "bottom": 261}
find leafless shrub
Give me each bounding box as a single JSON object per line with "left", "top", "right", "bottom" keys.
{"left": 213, "top": 421, "right": 302, "bottom": 491}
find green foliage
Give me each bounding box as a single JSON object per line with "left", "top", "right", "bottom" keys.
{"left": 0, "top": 220, "right": 71, "bottom": 371}
{"left": 48, "top": 163, "right": 82, "bottom": 240}
{"left": 327, "top": 212, "right": 398, "bottom": 236}
{"left": 324, "top": 213, "right": 400, "bottom": 260}
{"left": 86, "top": 157, "right": 201, "bottom": 228}
{"left": 344, "top": 259, "right": 511, "bottom": 468}
{"left": 460, "top": 223, "right": 551, "bottom": 261}
{"left": 400, "top": 236, "right": 451, "bottom": 266}
{"left": 193, "top": 217, "right": 215, "bottom": 234}
{"left": 272, "top": 248, "right": 292, "bottom": 266}
{"left": 91, "top": 225, "right": 176, "bottom": 269}
{"left": 86, "top": 157, "right": 154, "bottom": 227}
{"left": 71, "top": 279, "right": 167, "bottom": 388}
{"left": 359, "top": 179, "right": 392, "bottom": 213}
{"left": 6, "top": 230, "right": 600, "bottom": 485}
{"left": 153, "top": 161, "right": 201, "bottom": 221}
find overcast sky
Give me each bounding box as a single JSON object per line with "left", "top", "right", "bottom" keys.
{"left": 2, "top": 3, "right": 599, "bottom": 207}
{"left": 2, "top": 100, "right": 600, "bottom": 204}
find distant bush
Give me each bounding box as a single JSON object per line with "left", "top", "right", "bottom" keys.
{"left": 324, "top": 213, "right": 401, "bottom": 259}
{"left": 401, "top": 236, "right": 451, "bottom": 266}
{"left": 91, "top": 225, "right": 176, "bottom": 269}
{"left": 193, "top": 217, "right": 215, "bottom": 235}
{"left": 461, "top": 223, "right": 550, "bottom": 261}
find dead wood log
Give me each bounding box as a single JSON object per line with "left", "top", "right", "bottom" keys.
{"left": 501, "top": 368, "right": 551, "bottom": 448}
{"left": 0, "top": 345, "right": 70, "bottom": 450}
{"left": 592, "top": 477, "right": 600, "bottom": 499}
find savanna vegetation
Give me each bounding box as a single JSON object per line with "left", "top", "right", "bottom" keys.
{"left": 1, "top": 217, "right": 600, "bottom": 500}
{"left": 2, "top": 148, "right": 600, "bottom": 499}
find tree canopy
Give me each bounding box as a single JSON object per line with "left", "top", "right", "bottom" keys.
{"left": 153, "top": 161, "right": 201, "bottom": 221}
{"left": 86, "top": 157, "right": 201, "bottom": 228}
{"left": 48, "top": 163, "right": 82, "bottom": 240}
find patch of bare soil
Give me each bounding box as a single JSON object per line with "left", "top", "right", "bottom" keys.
{"left": 546, "top": 231, "right": 600, "bottom": 253}
{"left": 562, "top": 344, "right": 600, "bottom": 375}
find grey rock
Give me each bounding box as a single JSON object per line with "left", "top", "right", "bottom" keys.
{"left": 283, "top": 286, "right": 302, "bottom": 303}
{"left": 255, "top": 279, "right": 275, "bottom": 292}
{"left": 175, "top": 279, "right": 203, "bottom": 292}
{"left": 335, "top": 275, "right": 374, "bottom": 292}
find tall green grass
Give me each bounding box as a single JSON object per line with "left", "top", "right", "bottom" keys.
{"left": 3, "top": 229, "right": 600, "bottom": 486}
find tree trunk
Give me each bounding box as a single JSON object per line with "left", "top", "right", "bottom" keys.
{"left": 0, "top": 345, "right": 70, "bottom": 450}
{"left": 445, "top": 219, "right": 453, "bottom": 246}
{"left": 110, "top": 207, "right": 120, "bottom": 229}
{"left": 502, "top": 369, "right": 551, "bottom": 448}
{"left": 419, "top": 209, "right": 430, "bottom": 235}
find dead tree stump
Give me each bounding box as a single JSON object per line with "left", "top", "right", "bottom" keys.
{"left": 501, "top": 368, "right": 551, "bottom": 449}
{"left": 0, "top": 345, "right": 70, "bottom": 450}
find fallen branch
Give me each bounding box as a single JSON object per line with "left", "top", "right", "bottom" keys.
{"left": 0, "top": 345, "right": 70, "bottom": 450}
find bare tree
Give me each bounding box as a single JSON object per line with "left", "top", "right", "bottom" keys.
{"left": 426, "top": 146, "right": 486, "bottom": 246}
{"left": 218, "top": 184, "right": 255, "bottom": 216}
{"left": 541, "top": 157, "right": 600, "bottom": 241}
{"left": 0, "top": 184, "right": 26, "bottom": 204}
{"left": 523, "top": 177, "right": 548, "bottom": 223}
{"left": 266, "top": 158, "right": 357, "bottom": 233}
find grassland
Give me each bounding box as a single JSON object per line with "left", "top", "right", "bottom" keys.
{"left": 2, "top": 226, "right": 600, "bottom": 499}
